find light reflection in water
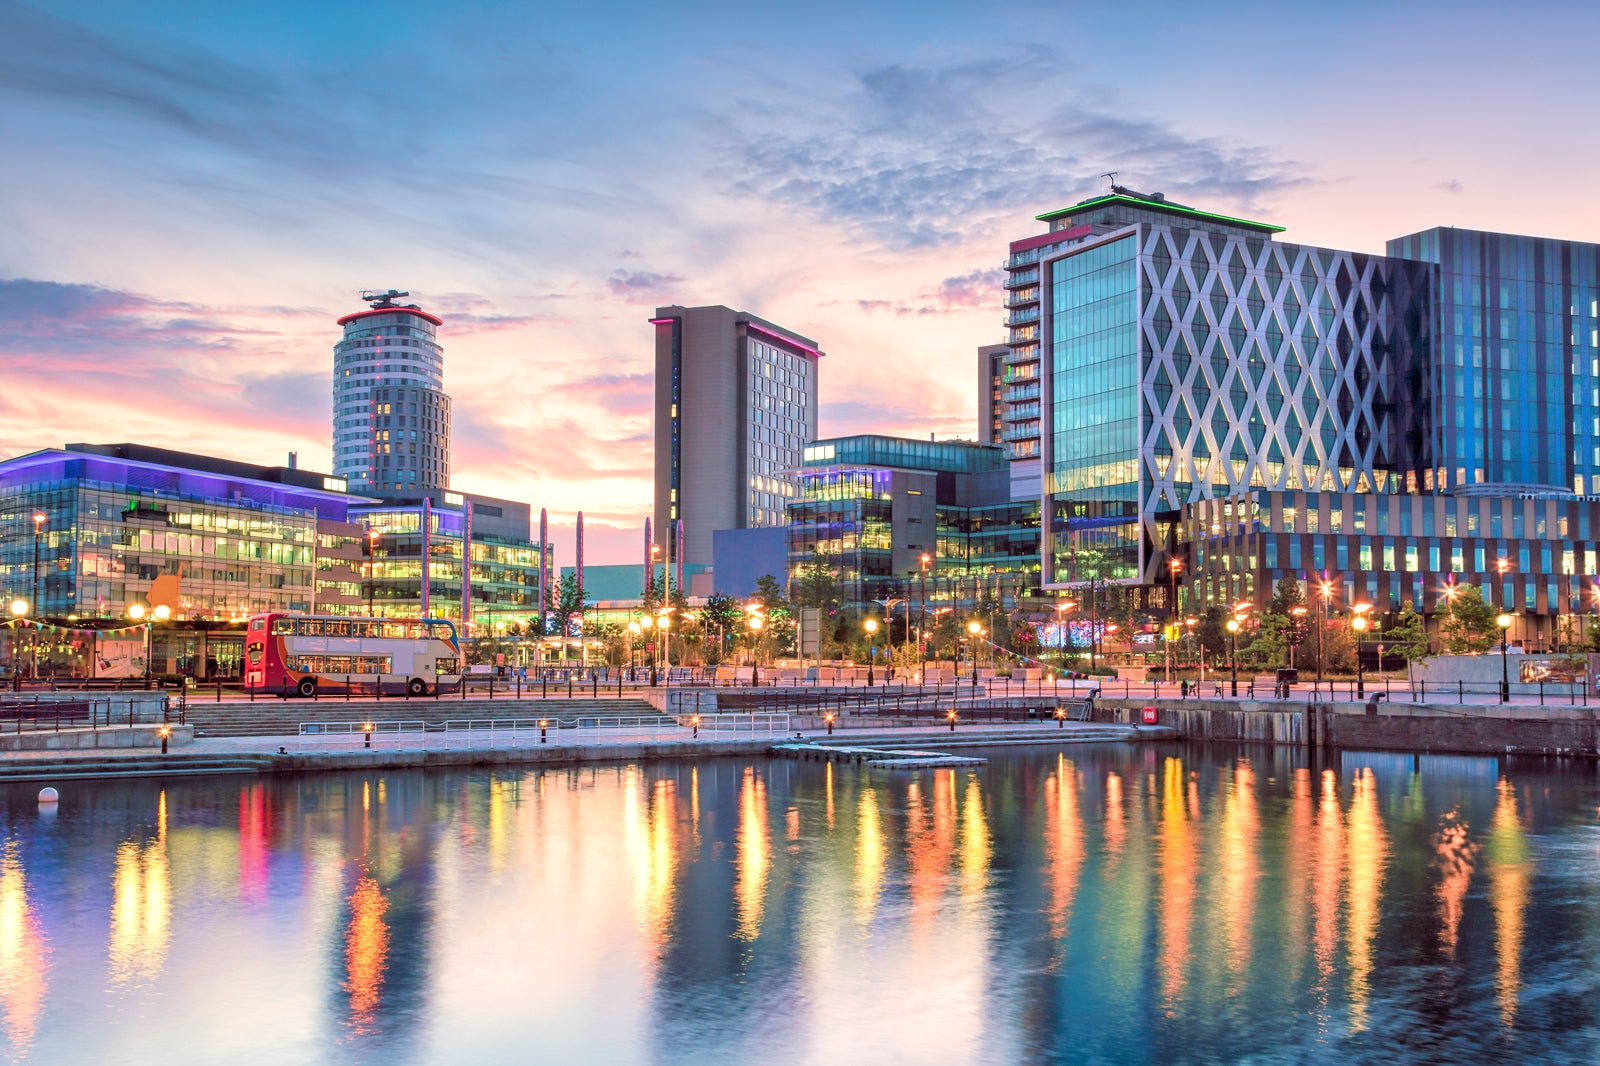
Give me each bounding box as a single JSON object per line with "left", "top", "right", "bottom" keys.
{"left": 0, "top": 746, "right": 1593, "bottom": 1064}
{"left": 1487, "top": 777, "right": 1532, "bottom": 1030}
{"left": 957, "top": 775, "right": 991, "bottom": 905}
{"left": 1310, "top": 768, "right": 1345, "bottom": 1026}
{"left": 1433, "top": 808, "right": 1477, "bottom": 960}
{"left": 734, "top": 767, "right": 769, "bottom": 942}
{"left": 0, "top": 840, "right": 47, "bottom": 1057}
{"left": 1218, "top": 759, "right": 1259, "bottom": 989}
{"left": 854, "top": 788, "right": 884, "bottom": 925}
{"left": 1043, "top": 755, "right": 1084, "bottom": 951}
{"left": 1157, "top": 756, "right": 1196, "bottom": 1012}
{"left": 108, "top": 789, "right": 170, "bottom": 987}
{"left": 342, "top": 872, "right": 389, "bottom": 1037}
{"left": 1344, "top": 767, "right": 1387, "bottom": 1033}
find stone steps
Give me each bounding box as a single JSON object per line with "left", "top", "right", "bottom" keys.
{"left": 186, "top": 698, "right": 665, "bottom": 737}
{"left": 0, "top": 753, "right": 278, "bottom": 782}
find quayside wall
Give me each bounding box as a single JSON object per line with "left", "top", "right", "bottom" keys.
{"left": 1093, "top": 698, "right": 1600, "bottom": 757}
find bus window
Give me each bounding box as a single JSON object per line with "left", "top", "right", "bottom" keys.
{"left": 325, "top": 620, "right": 350, "bottom": 636}
{"left": 381, "top": 622, "right": 408, "bottom": 639}
{"left": 271, "top": 618, "right": 294, "bottom": 636}
{"left": 435, "top": 658, "right": 459, "bottom": 675}
{"left": 429, "top": 622, "right": 454, "bottom": 641}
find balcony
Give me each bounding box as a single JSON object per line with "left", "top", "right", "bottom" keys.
{"left": 1006, "top": 307, "right": 1040, "bottom": 328}
{"left": 1006, "top": 250, "right": 1040, "bottom": 268}
{"left": 1003, "top": 421, "right": 1040, "bottom": 443}
{"left": 1006, "top": 402, "right": 1040, "bottom": 422}
{"left": 1004, "top": 268, "right": 1039, "bottom": 289}
{"left": 1006, "top": 344, "right": 1040, "bottom": 367}
{"left": 1005, "top": 289, "right": 1039, "bottom": 309}
{"left": 1005, "top": 383, "right": 1040, "bottom": 403}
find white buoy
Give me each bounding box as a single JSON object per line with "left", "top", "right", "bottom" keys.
{"left": 38, "top": 787, "right": 59, "bottom": 805}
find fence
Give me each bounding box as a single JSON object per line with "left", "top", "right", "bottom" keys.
{"left": 0, "top": 692, "right": 174, "bottom": 730}
{"left": 296, "top": 720, "right": 429, "bottom": 751}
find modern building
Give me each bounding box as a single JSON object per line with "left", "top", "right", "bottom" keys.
{"left": 333, "top": 290, "right": 452, "bottom": 497}
{"left": 1020, "top": 182, "right": 1600, "bottom": 644}
{"left": 0, "top": 443, "right": 355, "bottom": 622}
{"left": 977, "top": 343, "right": 1008, "bottom": 447}
{"left": 786, "top": 434, "right": 1039, "bottom": 608}
{"left": 353, "top": 490, "right": 551, "bottom": 629}
{"left": 651, "top": 305, "right": 821, "bottom": 571}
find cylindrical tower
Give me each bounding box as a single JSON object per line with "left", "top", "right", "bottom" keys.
{"left": 332, "top": 292, "right": 451, "bottom": 496}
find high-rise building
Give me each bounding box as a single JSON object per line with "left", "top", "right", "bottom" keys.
{"left": 332, "top": 290, "right": 451, "bottom": 497}
{"left": 977, "top": 343, "right": 1008, "bottom": 446}
{"left": 1022, "top": 183, "right": 1600, "bottom": 648}
{"left": 651, "top": 304, "right": 821, "bottom": 570}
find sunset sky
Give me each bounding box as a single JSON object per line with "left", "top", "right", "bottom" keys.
{"left": 4, "top": 0, "right": 1597, "bottom": 562}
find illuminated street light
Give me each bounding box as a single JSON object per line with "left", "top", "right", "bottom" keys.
{"left": 1497, "top": 612, "right": 1514, "bottom": 703}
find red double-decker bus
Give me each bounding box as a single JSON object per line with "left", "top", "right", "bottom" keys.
{"left": 245, "top": 613, "right": 462, "bottom": 697}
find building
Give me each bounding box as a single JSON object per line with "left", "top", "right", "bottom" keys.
{"left": 651, "top": 305, "right": 821, "bottom": 571}
{"left": 977, "top": 343, "right": 1008, "bottom": 446}
{"left": 353, "top": 490, "right": 552, "bottom": 629}
{"left": 333, "top": 290, "right": 452, "bottom": 497}
{"left": 786, "top": 434, "right": 1039, "bottom": 608}
{"left": 1021, "top": 183, "right": 1600, "bottom": 645}
{"left": 0, "top": 443, "right": 357, "bottom": 622}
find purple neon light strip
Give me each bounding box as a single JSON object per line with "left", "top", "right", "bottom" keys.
{"left": 744, "top": 323, "right": 823, "bottom": 358}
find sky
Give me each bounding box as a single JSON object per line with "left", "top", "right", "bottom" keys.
{"left": 4, "top": 0, "right": 1599, "bottom": 563}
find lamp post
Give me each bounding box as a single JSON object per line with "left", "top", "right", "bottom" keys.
{"left": 1315, "top": 576, "right": 1334, "bottom": 689}
{"left": 747, "top": 614, "right": 763, "bottom": 686}
{"left": 641, "top": 615, "right": 656, "bottom": 686}
{"left": 1225, "top": 617, "right": 1240, "bottom": 697}
{"left": 627, "top": 620, "right": 640, "bottom": 678}
{"left": 29, "top": 512, "right": 44, "bottom": 680}
{"left": 8, "top": 598, "right": 26, "bottom": 690}
{"left": 365, "top": 527, "right": 379, "bottom": 616}
{"left": 1053, "top": 600, "right": 1076, "bottom": 675}
{"left": 967, "top": 619, "right": 982, "bottom": 694}
{"left": 1350, "top": 602, "right": 1372, "bottom": 698}
{"left": 1497, "top": 612, "right": 1513, "bottom": 702}
{"left": 919, "top": 553, "right": 931, "bottom": 684}
{"left": 864, "top": 617, "right": 878, "bottom": 686}
{"left": 1289, "top": 606, "right": 1308, "bottom": 670}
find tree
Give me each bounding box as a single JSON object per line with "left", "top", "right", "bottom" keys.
{"left": 1384, "top": 607, "right": 1431, "bottom": 665}
{"left": 1438, "top": 585, "right": 1498, "bottom": 654}
{"left": 697, "top": 594, "right": 743, "bottom": 666}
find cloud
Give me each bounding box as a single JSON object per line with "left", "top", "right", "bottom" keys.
{"left": 607, "top": 270, "right": 687, "bottom": 299}
{"left": 857, "top": 267, "right": 1007, "bottom": 317}
{"left": 1436, "top": 178, "right": 1465, "bottom": 194}
{"left": 721, "top": 48, "right": 1308, "bottom": 249}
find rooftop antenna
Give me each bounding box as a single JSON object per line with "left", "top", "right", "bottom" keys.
{"left": 359, "top": 289, "right": 421, "bottom": 311}
{"left": 1102, "top": 171, "right": 1118, "bottom": 192}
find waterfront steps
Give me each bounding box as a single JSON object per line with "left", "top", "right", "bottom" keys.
{"left": 185, "top": 697, "right": 667, "bottom": 738}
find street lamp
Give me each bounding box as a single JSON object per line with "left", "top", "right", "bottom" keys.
{"left": 967, "top": 619, "right": 982, "bottom": 693}
{"left": 1289, "top": 606, "right": 1308, "bottom": 669}
{"left": 1356, "top": 611, "right": 1369, "bottom": 694}
{"left": 1225, "top": 617, "right": 1240, "bottom": 696}
{"left": 365, "top": 527, "right": 380, "bottom": 616}
{"left": 8, "top": 598, "right": 25, "bottom": 691}
{"left": 919, "top": 553, "right": 932, "bottom": 684}
{"left": 627, "top": 620, "right": 641, "bottom": 677}
{"left": 864, "top": 617, "right": 879, "bottom": 686}
{"left": 1497, "top": 612, "right": 1514, "bottom": 702}
{"left": 747, "top": 614, "right": 763, "bottom": 686}
{"left": 640, "top": 614, "right": 656, "bottom": 685}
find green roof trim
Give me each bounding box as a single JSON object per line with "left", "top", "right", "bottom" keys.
{"left": 1036, "top": 194, "right": 1285, "bottom": 234}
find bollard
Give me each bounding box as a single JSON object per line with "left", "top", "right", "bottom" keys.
{"left": 825, "top": 713, "right": 835, "bottom": 735}
{"left": 692, "top": 715, "right": 700, "bottom": 739}
{"left": 592, "top": 674, "right": 598, "bottom": 698}
{"left": 216, "top": 677, "right": 223, "bottom": 703}
{"left": 1056, "top": 708, "right": 1065, "bottom": 728}
{"left": 947, "top": 708, "right": 957, "bottom": 731}
{"left": 517, "top": 675, "right": 523, "bottom": 700}
{"left": 363, "top": 722, "right": 373, "bottom": 749}
{"left": 346, "top": 676, "right": 351, "bottom": 702}
{"left": 542, "top": 676, "right": 548, "bottom": 699}
{"left": 489, "top": 676, "right": 495, "bottom": 699}
{"left": 160, "top": 726, "right": 170, "bottom": 755}
{"left": 539, "top": 719, "right": 548, "bottom": 744}
{"left": 1458, "top": 680, "right": 1464, "bottom": 705}
{"left": 568, "top": 676, "right": 574, "bottom": 699}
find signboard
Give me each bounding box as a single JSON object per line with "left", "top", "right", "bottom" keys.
{"left": 797, "top": 608, "right": 821, "bottom": 657}
{"left": 1520, "top": 658, "right": 1583, "bottom": 684}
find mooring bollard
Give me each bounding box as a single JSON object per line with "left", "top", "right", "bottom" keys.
{"left": 692, "top": 715, "right": 700, "bottom": 739}
{"left": 363, "top": 722, "right": 373, "bottom": 749}
{"left": 160, "top": 726, "right": 170, "bottom": 755}
{"left": 539, "top": 719, "right": 548, "bottom": 744}
{"left": 825, "top": 713, "right": 835, "bottom": 735}
{"left": 947, "top": 708, "right": 957, "bottom": 732}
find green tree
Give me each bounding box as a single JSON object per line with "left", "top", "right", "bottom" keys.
{"left": 1384, "top": 607, "right": 1431, "bottom": 664}
{"left": 697, "top": 594, "right": 743, "bottom": 666}
{"left": 1438, "top": 585, "right": 1498, "bottom": 654}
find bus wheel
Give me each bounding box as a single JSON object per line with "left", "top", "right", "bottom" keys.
{"left": 297, "top": 677, "right": 317, "bottom": 698}
{"left": 407, "top": 677, "right": 427, "bottom": 697}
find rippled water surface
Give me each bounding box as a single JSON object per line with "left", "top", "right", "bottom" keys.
{"left": 1, "top": 744, "right": 1597, "bottom": 1064}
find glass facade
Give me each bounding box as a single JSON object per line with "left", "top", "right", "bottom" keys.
{"left": 1389, "top": 228, "right": 1600, "bottom": 495}
{"left": 745, "top": 337, "right": 814, "bottom": 529}
{"left": 352, "top": 503, "right": 550, "bottom": 626}
{"left": 0, "top": 452, "right": 327, "bottom": 619}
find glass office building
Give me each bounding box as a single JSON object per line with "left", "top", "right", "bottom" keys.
{"left": 0, "top": 445, "right": 349, "bottom": 620}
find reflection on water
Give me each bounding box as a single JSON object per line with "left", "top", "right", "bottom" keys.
{"left": 0, "top": 744, "right": 1596, "bottom": 1065}
{"left": 0, "top": 840, "right": 47, "bottom": 1056}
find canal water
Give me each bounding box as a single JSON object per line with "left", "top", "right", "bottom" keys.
{"left": 0, "top": 744, "right": 1596, "bottom": 1065}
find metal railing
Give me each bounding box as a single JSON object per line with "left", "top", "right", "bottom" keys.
{"left": 295, "top": 720, "right": 428, "bottom": 751}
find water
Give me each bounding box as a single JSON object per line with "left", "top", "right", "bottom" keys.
{"left": 0, "top": 744, "right": 1596, "bottom": 1065}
